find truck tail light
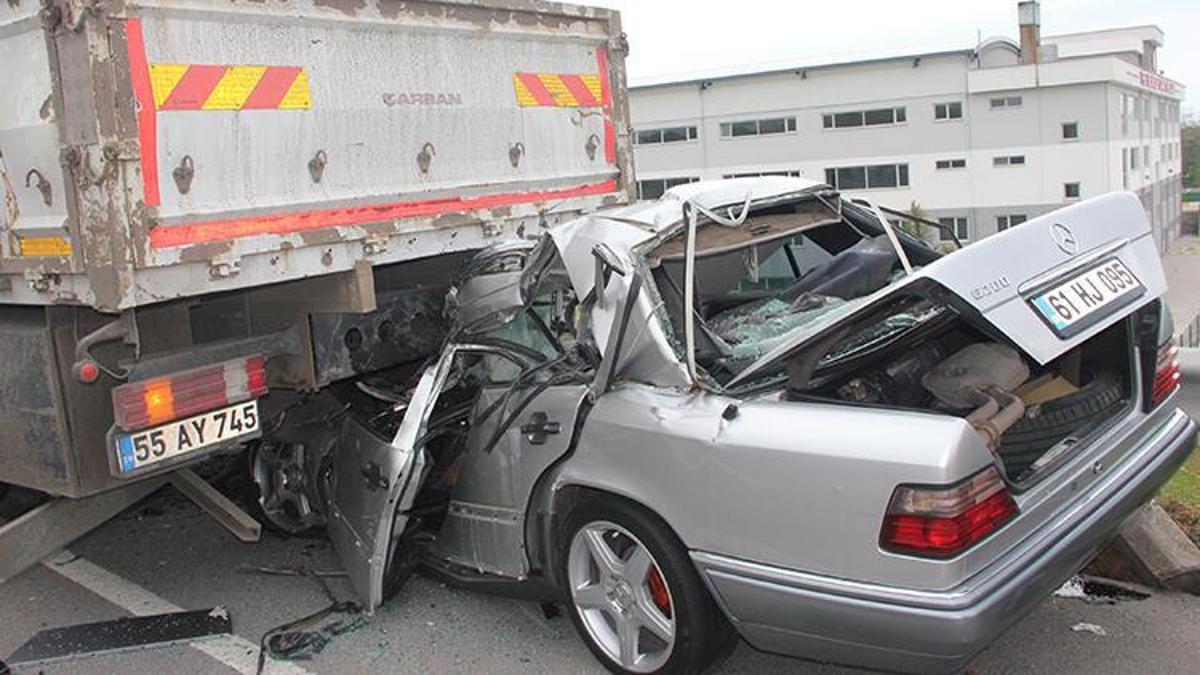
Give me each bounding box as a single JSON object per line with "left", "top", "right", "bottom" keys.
{"left": 1149, "top": 338, "right": 1180, "bottom": 409}
{"left": 880, "top": 466, "right": 1018, "bottom": 558}
{"left": 113, "top": 356, "right": 267, "bottom": 431}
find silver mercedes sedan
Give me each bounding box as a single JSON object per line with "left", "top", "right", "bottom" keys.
{"left": 260, "top": 177, "right": 1196, "bottom": 674}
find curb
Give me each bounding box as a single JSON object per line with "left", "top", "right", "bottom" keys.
{"left": 1115, "top": 502, "right": 1200, "bottom": 595}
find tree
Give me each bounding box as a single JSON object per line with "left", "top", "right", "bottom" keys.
{"left": 1184, "top": 121, "right": 1200, "bottom": 188}
{"left": 899, "top": 200, "right": 942, "bottom": 248}
{"left": 897, "top": 200, "right": 924, "bottom": 238}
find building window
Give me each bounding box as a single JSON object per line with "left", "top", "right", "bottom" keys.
{"left": 996, "top": 214, "right": 1028, "bottom": 231}
{"left": 719, "top": 117, "right": 797, "bottom": 138}
{"left": 1061, "top": 122, "right": 1079, "bottom": 140}
{"left": 824, "top": 163, "right": 909, "bottom": 190}
{"left": 989, "top": 95, "right": 1023, "bottom": 109}
{"left": 935, "top": 158, "right": 967, "bottom": 170}
{"left": 637, "top": 176, "right": 698, "bottom": 200}
{"left": 1064, "top": 182, "right": 1081, "bottom": 200}
{"left": 934, "top": 102, "right": 963, "bottom": 120}
{"left": 822, "top": 107, "right": 907, "bottom": 129}
{"left": 993, "top": 155, "right": 1026, "bottom": 167}
{"left": 634, "top": 125, "right": 698, "bottom": 145}
{"left": 1143, "top": 145, "right": 1150, "bottom": 166}
{"left": 937, "top": 217, "right": 969, "bottom": 241}
{"left": 722, "top": 170, "right": 803, "bottom": 179}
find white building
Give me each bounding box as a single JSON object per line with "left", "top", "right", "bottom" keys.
{"left": 630, "top": 2, "right": 1186, "bottom": 252}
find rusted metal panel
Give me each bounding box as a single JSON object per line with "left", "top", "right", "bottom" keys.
{"left": 0, "top": 1, "right": 79, "bottom": 298}
{"left": 0, "top": 0, "right": 634, "bottom": 312}
{"left": 0, "top": 307, "right": 75, "bottom": 494}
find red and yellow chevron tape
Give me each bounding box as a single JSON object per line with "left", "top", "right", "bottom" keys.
{"left": 513, "top": 72, "right": 606, "bottom": 107}
{"left": 148, "top": 64, "right": 312, "bottom": 111}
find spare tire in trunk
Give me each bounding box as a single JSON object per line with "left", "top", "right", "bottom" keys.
{"left": 999, "top": 370, "right": 1125, "bottom": 477}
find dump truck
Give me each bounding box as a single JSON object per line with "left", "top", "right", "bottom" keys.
{"left": 0, "top": 0, "right": 632, "bottom": 560}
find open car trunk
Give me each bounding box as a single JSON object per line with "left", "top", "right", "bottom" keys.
{"left": 648, "top": 189, "right": 1164, "bottom": 487}
{"left": 788, "top": 291, "right": 1141, "bottom": 486}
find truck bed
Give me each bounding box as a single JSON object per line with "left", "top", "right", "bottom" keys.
{"left": 0, "top": 0, "right": 633, "bottom": 312}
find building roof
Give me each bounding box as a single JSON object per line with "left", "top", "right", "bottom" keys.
{"left": 628, "top": 46, "right": 977, "bottom": 90}
{"left": 629, "top": 24, "right": 1167, "bottom": 92}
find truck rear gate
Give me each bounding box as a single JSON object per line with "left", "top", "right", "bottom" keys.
{"left": 0, "top": 0, "right": 633, "bottom": 499}
{"left": 0, "top": 0, "right": 633, "bottom": 311}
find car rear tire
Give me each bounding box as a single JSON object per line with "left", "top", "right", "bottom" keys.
{"left": 558, "top": 495, "right": 736, "bottom": 674}
{"left": 999, "top": 369, "right": 1125, "bottom": 476}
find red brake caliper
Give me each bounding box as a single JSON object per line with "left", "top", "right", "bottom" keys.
{"left": 646, "top": 566, "right": 672, "bottom": 617}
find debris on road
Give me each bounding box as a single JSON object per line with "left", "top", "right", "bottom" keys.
{"left": 264, "top": 602, "right": 365, "bottom": 661}
{"left": 254, "top": 563, "right": 365, "bottom": 673}
{"left": 1053, "top": 575, "right": 1150, "bottom": 604}
{"left": 238, "top": 563, "right": 347, "bottom": 579}
{"left": 6, "top": 606, "right": 233, "bottom": 668}
{"left": 1070, "top": 622, "right": 1108, "bottom": 636}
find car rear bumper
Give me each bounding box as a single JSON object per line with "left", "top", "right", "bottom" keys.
{"left": 692, "top": 407, "right": 1196, "bottom": 674}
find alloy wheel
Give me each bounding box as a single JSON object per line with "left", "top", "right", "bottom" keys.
{"left": 567, "top": 520, "right": 676, "bottom": 672}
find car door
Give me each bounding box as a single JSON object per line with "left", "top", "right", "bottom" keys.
{"left": 325, "top": 351, "right": 455, "bottom": 612}
{"left": 428, "top": 343, "right": 591, "bottom": 577}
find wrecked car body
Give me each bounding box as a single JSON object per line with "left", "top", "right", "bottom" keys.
{"left": 255, "top": 177, "right": 1195, "bottom": 673}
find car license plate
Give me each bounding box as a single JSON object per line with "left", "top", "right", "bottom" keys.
{"left": 1030, "top": 258, "right": 1143, "bottom": 337}
{"left": 115, "top": 401, "right": 260, "bottom": 474}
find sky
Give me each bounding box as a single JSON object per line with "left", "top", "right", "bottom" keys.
{"left": 588, "top": 0, "right": 1197, "bottom": 115}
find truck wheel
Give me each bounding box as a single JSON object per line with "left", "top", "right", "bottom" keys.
{"left": 559, "top": 496, "right": 736, "bottom": 674}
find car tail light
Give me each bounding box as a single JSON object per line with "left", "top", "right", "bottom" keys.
{"left": 113, "top": 356, "right": 267, "bottom": 431}
{"left": 1149, "top": 338, "right": 1180, "bottom": 409}
{"left": 880, "top": 466, "right": 1018, "bottom": 558}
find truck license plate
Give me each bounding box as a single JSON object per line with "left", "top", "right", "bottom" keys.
{"left": 1030, "top": 258, "right": 1143, "bottom": 337}
{"left": 115, "top": 401, "right": 260, "bottom": 474}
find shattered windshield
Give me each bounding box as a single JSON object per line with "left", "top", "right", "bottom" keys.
{"left": 821, "top": 299, "right": 947, "bottom": 364}
{"left": 646, "top": 196, "right": 943, "bottom": 388}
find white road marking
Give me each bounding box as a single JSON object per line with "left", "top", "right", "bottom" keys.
{"left": 42, "top": 551, "right": 312, "bottom": 675}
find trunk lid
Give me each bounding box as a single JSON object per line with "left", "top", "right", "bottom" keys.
{"left": 919, "top": 192, "right": 1164, "bottom": 365}
{"left": 727, "top": 192, "right": 1163, "bottom": 387}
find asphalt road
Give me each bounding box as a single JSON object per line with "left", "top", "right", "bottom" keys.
{"left": 1, "top": 487, "right": 1198, "bottom": 675}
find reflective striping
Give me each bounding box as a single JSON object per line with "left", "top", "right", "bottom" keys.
{"left": 149, "top": 179, "right": 618, "bottom": 247}
{"left": 242, "top": 66, "right": 301, "bottom": 109}
{"left": 513, "top": 72, "right": 606, "bottom": 107}
{"left": 278, "top": 70, "right": 313, "bottom": 109}
{"left": 17, "top": 236, "right": 73, "bottom": 257}
{"left": 160, "top": 64, "right": 227, "bottom": 110}
{"left": 150, "top": 63, "right": 312, "bottom": 111}
{"left": 595, "top": 47, "right": 616, "bottom": 164}
{"left": 125, "top": 19, "right": 160, "bottom": 206}
{"left": 203, "top": 66, "right": 268, "bottom": 110}
{"left": 514, "top": 73, "right": 553, "bottom": 106}
{"left": 148, "top": 63, "right": 189, "bottom": 108}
